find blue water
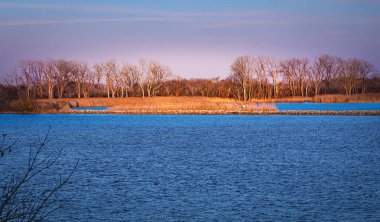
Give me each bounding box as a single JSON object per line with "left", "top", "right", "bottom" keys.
{"left": 71, "top": 106, "right": 108, "bottom": 111}
{"left": 276, "top": 102, "right": 380, "bottom": 111}
{"left": 0, "top": 114, "right": 379, "bottom": 221}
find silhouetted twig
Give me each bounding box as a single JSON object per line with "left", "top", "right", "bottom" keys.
{"left": 0, "top": 127, "right": 78, "bottom": 221}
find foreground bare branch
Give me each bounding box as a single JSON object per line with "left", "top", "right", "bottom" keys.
{"left": 0, "top": 128, "right": 78, "bottom": 221}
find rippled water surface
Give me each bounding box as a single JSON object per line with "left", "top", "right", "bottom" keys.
{"left": 0, "top": 114, "right": 379, "bottom": 221}
{"left": 276, "top": 102, "right": 380, "bottom": 111}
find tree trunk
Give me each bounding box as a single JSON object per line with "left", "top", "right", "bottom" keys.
{"left": 77, "top": 84, "right": 81, "bottom": 99}
{"left": 48, "top": 82, "right": 53, "bottom": 100}
{"left": 242, "top": 82, "right": 247, "bottom": 102}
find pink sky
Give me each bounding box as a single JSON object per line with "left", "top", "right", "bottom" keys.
{"left": 0, "top": 0, "right": 379, "bottom": 79}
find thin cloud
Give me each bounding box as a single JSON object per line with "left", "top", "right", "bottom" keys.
{"left": 197, "top": 20, "right": 287, "bottom": 29}
{"left": 0, "top": 3, "right": 144, "bottom": 14}
{"left": 0, "top": 17, "right": 288, "bottom": 28}
{"left": 0, "top": 17, "right": 196, "bottom": 27}
{"left": 0, "top": 2, "right": 295, "bottom": 29}
{"left": 0, "top": 2, "right": 288, "bottom": 20}
{"left": 0, "top": 3, "right": 75, "bottom": 9}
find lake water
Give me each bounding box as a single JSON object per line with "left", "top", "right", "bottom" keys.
{"left": 276, "top": 102, "right": 380, "bottom": 111}
{"left": 0, "top": 114, "right": 379, "bottom": 221}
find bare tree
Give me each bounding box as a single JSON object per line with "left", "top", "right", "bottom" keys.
{"left": 254, "top": 56, "right": 266, "bottom": 99}
{"left": 71, "top": 62, "right": 81, "bottom": 99}
{"left": 230, "top": 56, "right": 255, "bottom": 101}
{"left": 129, "top": 64, "right": 141, "bottom": 96}
{"left": 319, "top": 55, "right": 342, "bottom": 94}
{"left": 145, "top": 63, "right": 155, "bottom": 97}
{"left": 93, "top": 63, "right": 104, "bottom": 97}
{"left": 358, "top": 60, "right": 376, "bottom": 94}
{"left": 53, "top": 60, "right": 72, "bottom": 99}
{"left": 298, "top": 58, "right": 309, "bottom": 97}
{"left": 79, "top": 63, "right": 90, "bottom": 98}
{"left": 83, "top": 69, "right": 96, "bottom": 98}
{"left": 30, "top": 61, "right": 45, "bottom": 99}
{"left": 146, "top": 61, "right": 172, "bottom": 97}
{"left": 281, "top": 59, "right": 297, "bottom": 96}
{"left": 19, "top": 61, "right": 33, "bottom": 100}
{"left": 137, "top": 59, "right": 147, "bottom": 97}
{"left": 43, "top": 61, "right": 56, "bottom": 100}
{"left": 119, "top": 64, "right": 127, "bottom": 97}
{"left": 103, "top": 60, "right": 119, "bottom": 98}
{"left": 280, "top": 58, "right": 309, "bottom": 97}
{"left": 255, "top": 56, "right": 277, "bottom": 99}
{"left": 304, "top": 66, "right": 312, "bottom": 97}
{"left": 341, "top": 58, "right": 361, "bottom": 95}
{"left": 310, "top": 56, "right": 325, "bottom": 96}
{"left": 72, "top": 62, "right": 89, "bottom": 98}
{"left": 4, "top": 67, "right": 22, "bottom": 99}
{"left": 264, "top": 57, "right": 281, "bottom": 99}
{"left": 120, "top": 63, "right": 140, "bottom": 97}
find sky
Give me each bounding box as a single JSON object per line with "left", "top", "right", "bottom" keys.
{"left": 0, "top": 0, "right": 379, "bottom": 79}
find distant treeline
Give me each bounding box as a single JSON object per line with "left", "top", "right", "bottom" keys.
{"left": 1, "top": 55, "right": 379, "bottom": 103}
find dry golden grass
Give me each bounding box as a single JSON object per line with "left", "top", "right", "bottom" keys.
{"left": 252, "top": 96, "right": 312, "bottom": 103}
{"left": 37, "top": 96, "right": 277, "bottom": 113}
{"left": 252, "top": 93, "right": 380, "bottom": 103}
{"left": 34, "top": 93, "right": 380, "bottom": 114}
{"left": 109, "top": 102, "right": 276, "bottom": 112}
{"left": 312, "top": 93, "right": 380, "bottom": 103}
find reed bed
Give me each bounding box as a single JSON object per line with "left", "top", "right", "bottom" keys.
{"left": 312, "top": 93, "right": 380, "bottom": 103}
{"left": 252, "top": 96, "right": 312, "bottom": 103}
{"left": 252, "top": 93, "right": 380, "bottom": 103}
{"left": 37, "top": 97, "right": 278, "bottom": 113}
{"left": 34, "top": 94, "right": 380, "bottom": 114}
{"left": 108, "top": 100, "right": 277, "bottom": 113}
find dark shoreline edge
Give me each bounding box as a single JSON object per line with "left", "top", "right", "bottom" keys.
{"left": 1, "top": 110, "right": 380, "bottom": 116}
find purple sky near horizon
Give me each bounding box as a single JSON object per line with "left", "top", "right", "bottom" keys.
{"left": 0, "top": 0, "right": 379, "bottom": 79}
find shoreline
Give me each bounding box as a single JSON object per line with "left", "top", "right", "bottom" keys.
{"left": 2, "top": 110, "right": 380, "bottom": 116}
{"left": 2, "top": 96, "right": 380, "bottom": 116}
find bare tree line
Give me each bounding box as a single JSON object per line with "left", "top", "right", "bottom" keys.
{"left": 3, "top": 59, "right": 171, "bottom": 100}
{"left": 1, "top": 55, "right": 378, "bottom": 101}
{"left": 229, "top": 55, "right": 377, "bottom": 101}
